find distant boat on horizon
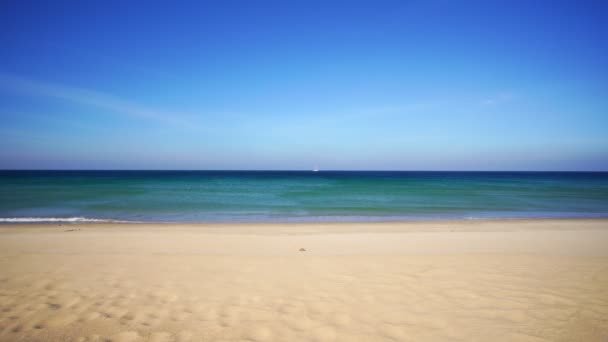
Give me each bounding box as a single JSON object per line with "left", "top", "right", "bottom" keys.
{"left": 312, "top": 166, "right": 319, "bottom": 172}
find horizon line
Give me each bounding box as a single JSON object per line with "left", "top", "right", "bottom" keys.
{"left": 1, "top": 169, "right": 607, "bottom": 173}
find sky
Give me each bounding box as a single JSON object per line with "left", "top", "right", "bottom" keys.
{"left": 0, "top": 0, "right": 607, "bottom": 170}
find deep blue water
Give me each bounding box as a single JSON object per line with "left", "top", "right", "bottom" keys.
{"left": 1, "top": 171, "right": 607, "bottom": 223}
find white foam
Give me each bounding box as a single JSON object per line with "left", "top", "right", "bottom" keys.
{"left": 0, "top": 217, "right": 119, "bottom": 223}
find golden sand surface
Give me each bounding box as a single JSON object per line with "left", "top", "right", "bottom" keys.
{"left": 0, "top": 219, "right": 607, "bottom": 341}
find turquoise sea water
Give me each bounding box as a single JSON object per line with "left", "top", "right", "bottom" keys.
{"left": 1, "top": 171, "right": 607, "bottom": 223}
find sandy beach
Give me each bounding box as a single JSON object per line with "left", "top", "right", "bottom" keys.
{"left": 0, "top": 219, "right": 607, "bottom": 342}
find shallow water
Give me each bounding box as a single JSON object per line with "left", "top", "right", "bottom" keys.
{"left": 1, "top": 171, "right": 607, "bottom": 223}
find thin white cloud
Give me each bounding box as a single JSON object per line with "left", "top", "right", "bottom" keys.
{"left": 481, "top": 92, "right": 514, "bottom": 106}
{"left": 0, "top": 72, "right": 193, "bottom": 127}
{"left": 346, "top": 103, "right": 431, "bottom": 116}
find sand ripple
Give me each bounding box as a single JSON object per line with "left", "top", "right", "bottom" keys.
{"left": 1, "top": 223, "right": 608, "bottom": 341}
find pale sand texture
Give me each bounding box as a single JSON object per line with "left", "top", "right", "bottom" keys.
{"left": 0, "top": 219, "right": 607, "bottom": 342}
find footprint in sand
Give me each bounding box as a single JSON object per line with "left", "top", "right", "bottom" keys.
{"left": 331, "top": 313, "right": 352, "bottom": 327}
{"left": 176, "top": 331, "right": 193, "bottom": 342}
{"left": 109, "top": 331, "right": 141, "bottom": 342}
{"left": 149, "top": 332, "right": 171, "bottom": 342}
{"left": 44, "top": 313, "right": 78, "bottom": 328}
{"left": 379, "top": 324, "right": 407, "bottom": 340}
{"left": 311, "top": 325, "right": 337, "bottom": 342}
{"left": 245, "top": 326, "right": 273, "bottom": 341}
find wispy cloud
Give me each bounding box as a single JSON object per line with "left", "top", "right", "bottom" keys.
{"left": 0, "top": 72, "right": 194, "bottom": 127}
{"left": 44, "top": 42, "right": 182, "bottom": 82}
{"left": 481, "top": 92, "right": 515, "bottom": 106}
{"left": 349, "top": 103, "right": 433, "bottom": 117}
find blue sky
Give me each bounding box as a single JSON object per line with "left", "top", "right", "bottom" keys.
{"left": 0, "top": 0, "right": 606, "bottom": 170}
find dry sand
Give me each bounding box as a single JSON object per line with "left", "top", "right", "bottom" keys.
{"left": 0, "top": 219, "right": 607, "bottom": 341}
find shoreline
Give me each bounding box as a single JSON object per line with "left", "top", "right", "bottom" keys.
{"left": 1, "top": 217, "right": 607, "bottom": 234}
{"left": 2, "top": 215, "right": 608, "bottom": 224}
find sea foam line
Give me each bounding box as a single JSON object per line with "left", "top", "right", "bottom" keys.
{"left": 0, "top": 217, "right": 129, "bottom": 223}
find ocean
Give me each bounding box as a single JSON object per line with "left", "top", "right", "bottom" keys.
{"left": 1, "top": 171, "right": 607, "bottom": 223}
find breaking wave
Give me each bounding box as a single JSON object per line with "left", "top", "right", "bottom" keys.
{"left": 0, "top": 217, "right": 128, "bottom": 223}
